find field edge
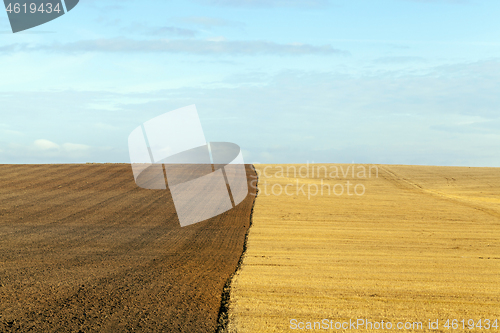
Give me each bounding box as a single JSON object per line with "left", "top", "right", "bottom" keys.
{"left": 216, "top": 164, "right": 258, "bottom": 333}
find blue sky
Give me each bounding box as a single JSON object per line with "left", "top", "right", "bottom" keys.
{"left": 1, "top": 0, "right": 499, "bottom": 165}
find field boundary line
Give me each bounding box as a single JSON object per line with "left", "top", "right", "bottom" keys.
{"left": 216, "top": 164, "right": 258, "bottom": 333}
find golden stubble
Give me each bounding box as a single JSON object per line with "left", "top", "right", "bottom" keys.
{"left": 226, "top": 164, "right": 500, "bottom": 333}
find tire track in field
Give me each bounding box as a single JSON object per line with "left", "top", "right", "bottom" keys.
{"left": 380, "top": 166, "right": 500, "bottom": 220}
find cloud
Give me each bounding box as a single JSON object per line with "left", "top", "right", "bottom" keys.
{"left": 194, "top": 0, "right": 328, "bottom": 7}
{"left": 374, "top": 56, "right": 427, "bottom": 64}
{"left": 122, "top": 23, "right": 199, "bottom": 37}
{"left": 0, "top": 124, "right": 23, "bottom": 136}
{"left": 0, "top": 38, "right": 348, "bottom": 56}
{"left": 179, "top": 16, "right": 242, "bottom": 28}
{"left": 34, "top": 139, "right": 90, "bottom": 152}
{"left": 34, "top": 139, "right": 60, "bottom": 151}
{"left": 206, "top": 36, "right": 227, "bottom": 42}
{"left": 0, "top": 139, "right": 95, "bottom": 163}
{"left": 0, "top": 128, "right": 23, "bottom": 136}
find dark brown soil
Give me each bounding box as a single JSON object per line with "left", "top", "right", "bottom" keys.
{"left": 0, "top": 164, "right": 256, "bottom": 332}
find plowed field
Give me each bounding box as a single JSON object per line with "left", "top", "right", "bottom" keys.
{"left": 0, "top": 164, "right": 257, "bottom": 333}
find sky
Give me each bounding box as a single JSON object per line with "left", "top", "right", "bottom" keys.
{"left": 1, "top": 0, "right": 499, "bottom": 166}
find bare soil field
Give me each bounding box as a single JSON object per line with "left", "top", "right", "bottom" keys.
{"left": 0, "top": 164, "right": 256, "bottom": 332}
{"left": 225, "top": 164, "right": 500, "bottom": 332}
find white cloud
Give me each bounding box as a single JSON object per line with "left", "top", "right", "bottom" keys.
{"left": 374, "top": 56, "right": 427, "bottom": 64}
{"left": 179, "top": 16, "right": 243, "bottom": 28}
{"left": 0, "top": 38, "right": 348, "bottom": 56}
{"left": 34, "top": 140, "right": 90, "bottom": 152}
{"left": 0, "top": 126, "right": 23, "bottom": 136}
{"left": 122, "top": 23, "right": 199, "bottom": 37}
{"left": 34, "top": 139, "right": 60, "bottom": 151}
{"left": 206, "top": 36, "right": 227, "bottom": 42}
{"left": 31, "top": 139, "right": 91, "bottom": 156}
{"left": 0, "top": 139, "right": 107, "bottom": 163}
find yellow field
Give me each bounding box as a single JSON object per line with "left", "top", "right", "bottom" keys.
{"left": 226, "top": 164, "right": 500, "bottom": 332}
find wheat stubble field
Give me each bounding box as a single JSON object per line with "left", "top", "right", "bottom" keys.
{"left": 0, "top": 164, "right": 257, "bottom": 332}
{"left": 225, "top": 164, "right": 500, "bottom": 332}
